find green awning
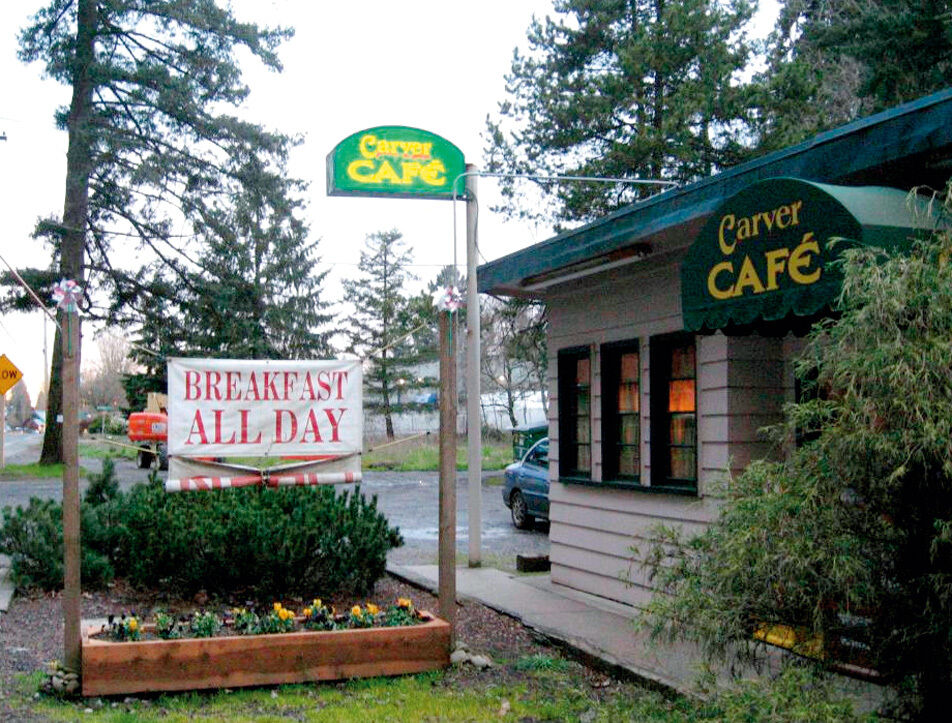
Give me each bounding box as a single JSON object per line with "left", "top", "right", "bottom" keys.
{"left": 680, "top": 178, "right": 940, "bottom": 332}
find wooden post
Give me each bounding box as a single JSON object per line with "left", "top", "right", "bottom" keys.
{"left": 62, "top": 310, "right": 82, "bottom": 671}
{"left": 438, "top": 309, "right": 457, "bottom": 639}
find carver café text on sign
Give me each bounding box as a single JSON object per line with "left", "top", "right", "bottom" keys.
{"left": 706, "top": 197, "right": 822, "bottom": 301}
{"left": 168, "top": 359, "right": 362, "bottom": 458}
{"left": 326, "top": 126, "right": 466, "bottom": 199}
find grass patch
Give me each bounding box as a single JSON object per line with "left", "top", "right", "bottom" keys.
{"left": 513, "top": 653, "right": 571, "bottom": 672}
{"left": 29, "top": 668, "right": 688, "bottom": 722}
{"left": 363, "top": 436, "right": 513, "bottom": 472}
{"left": 80, "top": 437, "right": 137, "bottom": 460}
{"left": 0, "top": 462, "right": 91, "bottom": 479}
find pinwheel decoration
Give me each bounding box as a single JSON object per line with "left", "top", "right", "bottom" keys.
{"left": 431, "top": 285, "right": 463, "bottom": 312}
{"left": 52, "top": 278, "right": 83, "bottom": 314}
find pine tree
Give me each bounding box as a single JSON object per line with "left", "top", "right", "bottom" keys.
{"left": 180, "top": 156, "right": 333, "bottom": 360}
{"left": 342, "top": 230, "right": 417, "bottom": 441}
{"left": 485, "top": 0, "right": 757, "bottom": 225}
{"left": 753, "top": 0, "right": 952, "bottom": 151}
{"left": 17, "top": 0, "right": 294, "bottom": 463}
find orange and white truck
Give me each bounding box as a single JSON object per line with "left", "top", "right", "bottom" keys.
{"left": 127, "top": 392, "right": 168, "bottom": 470}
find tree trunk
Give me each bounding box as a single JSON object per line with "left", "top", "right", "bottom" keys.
{"left": 40, "top": 0, "right": 96, "bottom": 465}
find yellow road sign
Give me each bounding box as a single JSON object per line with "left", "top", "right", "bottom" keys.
{"left": 0, "top": 354, "right": 24, "bottom": 395}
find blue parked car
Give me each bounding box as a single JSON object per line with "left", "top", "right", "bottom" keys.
{"left": 502, "top": 437, "right": 549, "bottom": 529}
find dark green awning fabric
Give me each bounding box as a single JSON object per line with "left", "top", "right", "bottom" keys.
{"left": 680, "top": 178, "right": 940, "bottom": 332}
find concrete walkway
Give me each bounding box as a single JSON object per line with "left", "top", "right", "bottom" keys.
{"left": 387, "top": 563, "right": 885, "bottom": 711}
{"left": 388, "top": 563, "right": 705, "bottom": 694}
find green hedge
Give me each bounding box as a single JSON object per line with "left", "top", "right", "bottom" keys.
{"left": 1, "top": 466, "right": 403, "bottom": 598}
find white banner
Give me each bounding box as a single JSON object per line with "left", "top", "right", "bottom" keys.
{"left": 168, "top": 358, "right": 362, "bottom": 459}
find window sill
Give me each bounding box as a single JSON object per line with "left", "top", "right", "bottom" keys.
{"left": 558, "top": 477, "right": 698, "bottom": 497}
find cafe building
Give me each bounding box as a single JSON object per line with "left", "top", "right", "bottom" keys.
{"left": 477, "top": 89, "right": 952, "bottom": 607}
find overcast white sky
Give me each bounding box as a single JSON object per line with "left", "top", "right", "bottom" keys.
{"left": 0, "top": 0, "right": 778, "bottom": 403}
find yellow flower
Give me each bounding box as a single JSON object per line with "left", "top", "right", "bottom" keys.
{"left": 303, "top": 608, "right": 312, "bottom": 617}
{"left": 128, "top": 618, "right": 138, "bottom": 632}
{"left": 366, "top": 603, "right": 380, "bottom": 616}
{"left": 313, "top": 598, "right": 322, "bottom": 608}
{"left": 397, "top": 598, "right": 413, "bottom": 609}
{"left": 351, "top": 605, "right": 362, "bottom": 617}
{"left": 273, "top": 602, "right": 282, "bottom": 612}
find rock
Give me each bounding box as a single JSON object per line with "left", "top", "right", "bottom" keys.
{"left": 470, "top": 654, "right": 493, "bottom": 669}
{"left": 51, "top": 677, "right": 66, "bottom": 693}
{"left": 450, "top": 650, "right": 470, "bottom": 665}
{"left": 580, "top": 708, "right": 597, "bottom": 723}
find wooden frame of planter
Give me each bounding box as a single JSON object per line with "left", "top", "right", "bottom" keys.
{"left": 81, "top": 612, "right": 450, "bottom": 696}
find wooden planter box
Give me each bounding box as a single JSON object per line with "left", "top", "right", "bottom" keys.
{"left": 81, "top": 613, "right": 450, "bottom": 697}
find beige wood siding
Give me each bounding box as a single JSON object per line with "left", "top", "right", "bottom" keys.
{"left": 543, "top": 256, "right": 795, "bottom": 607}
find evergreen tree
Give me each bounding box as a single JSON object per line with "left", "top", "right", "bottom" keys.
{"left": 180, "top": 156, "right": 333, "bottom": 360}
{"left": 342, "top": 230, "right": 417, "bottom": 441}
{"left": 17, "top": 0, "right": 294, "bottom": 463}
{"left": 485, "top": 0, "right": 757, "bottom": 225}
{"left": 753, "top": 0, "right": 952, "bottom": 151}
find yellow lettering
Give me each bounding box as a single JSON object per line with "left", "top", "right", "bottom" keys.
{"left": 736, "top": 216, "right": 752, "bottom": 241}
{"left": 788, "top": 232, "right": 821, "bottom": 285}
{"left": 775, "top": 205, "right": 791, "bottom": 229}
{"left": 707, "top": 261, "right": 735, "bottom": 300}
{"left": 358, "top": 134, "right": 376, "bottom": 159}
{"left": 764, "top": 248, "right": 790, "bottom": 290}
{"left": 789, "top": 199, "right": 803, "bottom": 227}
{"left": 718, "top": 214, "right": 736, "bottom": 255}
{"left": 373, "top": 160, "right": 401, "bottom": 184}
{"left": 401, "top": 161, "right": 422, "bottom": 184}
{"left": 346, "top": 159, "right": 375, "bottom": 182}
{"left": 733, "top": 255, "right": 765, "bottom": 296}
{"left": 420, "top": 160, "right": 446, "bottom": 186}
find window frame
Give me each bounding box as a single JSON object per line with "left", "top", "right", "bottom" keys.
{"left": 557, "top": 346, "right": 593, "bottom": 480}
{"left": 600, "top": 339, "right": 642, "bottom": 485}
{"left": 649, "top": 332, "right": 698, "bottom": 494}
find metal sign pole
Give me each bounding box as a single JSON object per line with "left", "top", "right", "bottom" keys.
{"left": 465, "top": 165, "right": 481, "bottom": 567}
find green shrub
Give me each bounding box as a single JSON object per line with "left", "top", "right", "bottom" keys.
{"left": 1, "top": 470, "right": 401, "bottom": 598}
{"left": 0, "top": 498, "right": 114, "bottom": 590}
{"left": 84, "top": 458, "right": 120, "bottom": 506}
{"left": 108, "top": 477, "right": 402, "bottom": 598}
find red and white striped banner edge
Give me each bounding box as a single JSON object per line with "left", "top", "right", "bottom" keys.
{"left": 164, "top": 471, "right": 361, "bottom": 493}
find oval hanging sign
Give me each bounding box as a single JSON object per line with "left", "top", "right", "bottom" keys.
{"left": 326, "top": 126, "right": 465, "bottom": 200}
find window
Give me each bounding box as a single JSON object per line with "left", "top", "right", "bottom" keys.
{"left": 558, "top": 347, "right": 592, "bottom": 478}
{"left": 601, "top": 341, "right": 640, "bottom": 482}
{"left": 650, "top": 334, "right": 697, "bottom": 491}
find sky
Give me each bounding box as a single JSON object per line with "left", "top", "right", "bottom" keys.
{"left": 0, "top": 0, "right": 779, "bottom": 404}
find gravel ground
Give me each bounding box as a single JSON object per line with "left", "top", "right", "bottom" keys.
{"left": 0, "top": 575, "right": 612, "bottom": 721}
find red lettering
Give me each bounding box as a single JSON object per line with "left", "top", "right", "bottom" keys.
{"left": 324, "top": 408, "right": 346, "bottom": 443}
{"left": 212, "top": 409, "right": 236, "bottom": 445}
{"left": 185, "top": 371, "right": 202, "bottom": 400}
{"left": 317, "top": 372, "right": 332, "bottom": 401}
{"left": 336, "top": 371, "right": 348, "bottom": 400}
{"left": 238, "top": 409, "right": 262, "bottom": 444}
{"left": 300, "top": 408, "right": 323, "bottom": 443}
{"left": 184, "top": 410, "right": 209, "bottom": 445}
{"left": 225, "top": 371, "right": 241, "bottom": 401}
{"left": 263, "top": 372, "right": 280, "bottom": 401}
{"left": 205, "top": 371, "right": 223, "bottom": 401}
{"left": 283, "top": 371, "right": 298, "bottom": 401}
{"left": 274, "top": 409, "right": 297, "bottom": 443}
{"left": 245, "top": 372, "right": 261, "bottom": 401}
{"left": 300, "top": 372, "right": 317, "bottom": 401}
